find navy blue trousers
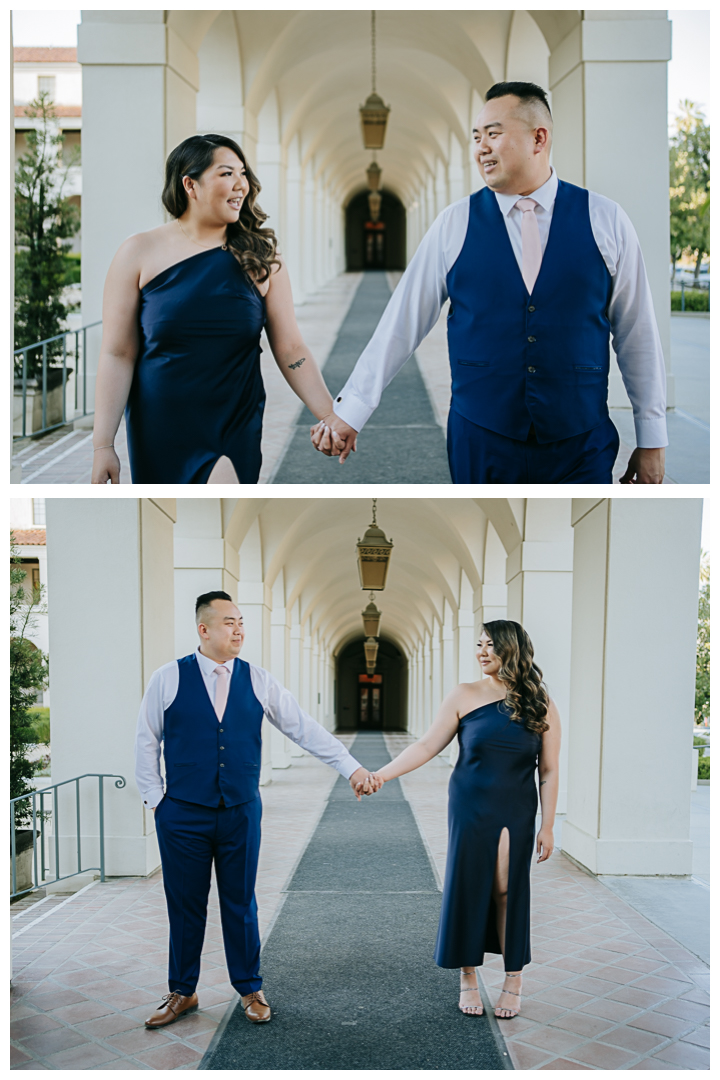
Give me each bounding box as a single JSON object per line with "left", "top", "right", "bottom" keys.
{"left": 154, "top": 794, "right": 262, "bottom": 997}
{"left": 446, "top": 410, "right": 619, "bottom": 484}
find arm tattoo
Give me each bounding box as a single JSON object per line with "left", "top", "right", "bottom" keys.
{"left": 288, "top": 357, "right": 306, "bottom": 370}
{"left": 539, "top": 780, "right": 547, "bottom": 786}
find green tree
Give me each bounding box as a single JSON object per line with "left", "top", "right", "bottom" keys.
{"left": 14, "top": 92, "right": 80, "bottom": 379}
{"left": 10, "top": 534, "right": 49, "bottom": 828}
{"left": 695, "top": 552, "right": 709, "bottom": 726}
{"left": 669, "top": 101, "right": 710, "bottom": 284}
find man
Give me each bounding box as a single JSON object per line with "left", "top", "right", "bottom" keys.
{"left": 312, "top": 81, "right": 667, "bottom": 484}
{"left": 135, "top": 591, "right": 377, "bottom": 1029}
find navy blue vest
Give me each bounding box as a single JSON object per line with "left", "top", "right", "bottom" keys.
{"left": 446, "top": 180, "right": 613, "bottom": 443}
{"left": 163, "top": 654, "right": 264, "bottom": 808}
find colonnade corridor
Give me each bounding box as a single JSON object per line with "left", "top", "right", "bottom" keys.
{"left": 272, "top": 273, "right": 451, "bottom": 484}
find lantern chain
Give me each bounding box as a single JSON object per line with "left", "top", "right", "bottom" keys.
{"left": 371, "top": 497, "right": 377, "bottom": 524}
{"left": 371, "top": 10, "right": 376, "bottom": 94}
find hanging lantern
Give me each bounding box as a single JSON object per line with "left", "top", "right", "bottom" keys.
{"left": 357, "top": 499, "right": 393, "bottom": 590}
{"left": 359, "top": 12, "right": 390, "bottom": 150}
{"left": 366, "top": 160, "right": 382, "bottom": 191}
{"left": 368, "top": 191, "right": 382, "bottom": 222}
{"left": 366, "top": 662, "right": 376, "bottom": 676}
{"left": 361, "top": 593, "right": 381, "bottom": 637}
{"left": 363, "top": 636, "right": 379, "bottom": 666}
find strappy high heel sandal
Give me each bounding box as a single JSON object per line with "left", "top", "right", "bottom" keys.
{"left": 459, "top": 968, "right": 484, "bottom": 1016}
{"left": 495, "top": 973, "right": 521, "bottom": 1019}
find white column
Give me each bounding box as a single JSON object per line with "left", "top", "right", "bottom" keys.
{"left": 289, "top": 603, "right": 305, "bottom": 757}
{"left": 269, "top": 573, "right": 292, "bottom": 769}
{"left": 285, "top": 136, "right": 305, "bottom": 303}
{"left": 505, "top": 499, "right": 574, "bottom": 814}
{"left": 46, "top": 498, "right": 176, "bottom": 881}
{"left": 173, "top": 499, "right": 239, "bottom": 658}
{"left": 302, "top": 169, "right": 316, "bottom": 296}
{"left": 563, "top": 498, "right": 702, "bottom": 875}
{"left": 457, "top": 571, "right": 477, "bottom": 685}
{"left": 78, "top": 12, "right": 199, "bottom": 403}
{"left": 549, "top": 11, "right": 674, "bottom": 407}
{"left": 237, "top": 519, "right": 272, "bottom": 784}
{"left": 448, "top": 132, "right": 467, "bottom": 202}
{"left": 482, "top": 521, "right": 508, "bottom": 623}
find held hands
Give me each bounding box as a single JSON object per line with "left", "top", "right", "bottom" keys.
{"left": 536, "top": 826, "right": 554, "bottom": 863}
{"left": 619, "top": 447, "right": 665, "bottom": 484}
{"left": 348, "top": 767, "right": 384, "bottom": 801}
{"left": 310, "top": 412, "right": 358, "bottom": 465}
{"left": 91, "top": 446, "right": 121, "bottom": 484}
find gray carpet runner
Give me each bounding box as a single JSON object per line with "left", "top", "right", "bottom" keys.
{"left": 200, "top": 732, "right": 508, "bottom": 1070}
{"left": 272, "top": 272, "right": 452, "bottom": 483}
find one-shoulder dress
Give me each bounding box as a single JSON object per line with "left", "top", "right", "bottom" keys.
{"left": 435, "top": 700, "right": 541, "bottom": 972}
{"left": 126, "top": 247, "right": 266, "bottom": 484}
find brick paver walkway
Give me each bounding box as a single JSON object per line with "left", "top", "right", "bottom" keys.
{"left": 10, "top": 751, "right": 344, "bottom": 1070}
{"left": 390, "top": 735, "right": 710, "bottom": 1071}
{"left": 11, "top": 736, "right": 709, "bottom": 1070}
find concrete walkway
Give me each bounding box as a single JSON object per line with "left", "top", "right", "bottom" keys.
{"left": 10, "top": 737, "right": 708, "bottom": 1070}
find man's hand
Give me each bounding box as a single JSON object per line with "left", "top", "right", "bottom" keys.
{"left": 619, "top": 447, "right": 665, "bottom": 484}
{"left": 311, "top": 413, "right": 358, "bottom": 464}
{"left": 349, "top": 767, "right": 383, "bottom": 801}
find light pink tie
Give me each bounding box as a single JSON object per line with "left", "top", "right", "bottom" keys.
{"left": 214, "top": 665, "right": 230, "bottom": 720}
{"left": 515, "top": 197, "right": 542, "bottom": 294}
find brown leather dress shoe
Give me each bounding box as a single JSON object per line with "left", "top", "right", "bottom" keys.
{"left": 145, "top": 991, "right": 199, "bottom": 1028}
{"left": 241, "top": 989, "right": 271, "bottom": 1023}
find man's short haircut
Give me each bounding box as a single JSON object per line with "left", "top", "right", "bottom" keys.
{"left": 485, "top": 81, "right": 553, "bottom": 137}
{"left": 195, "top": 590, "right": 234, "bottom": 623}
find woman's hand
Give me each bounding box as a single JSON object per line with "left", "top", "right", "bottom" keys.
{"left": 536, "top": 826, "right": 554, "bottom": 863}
{"left": 310, "top": 413, "right": 358, "bottom": 463}
{"left": 355, "top": 771, "right": 384, "bottom": 796}
{"left": 91, "top": 446, "right": 121, "bottom": 484}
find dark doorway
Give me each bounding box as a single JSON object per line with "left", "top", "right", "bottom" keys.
{"left": 335, "top": 636, "right": 407, "bottom": 731}
{"left": 345, "top": 190, "right": 406, "bottom": 271}
{"left": 358, "top": 676, "right": 383, "bottom": 729}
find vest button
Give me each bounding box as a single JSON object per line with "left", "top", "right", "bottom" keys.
{"left": 219, "top": 746, "right": 225, "bottom": 750}
{"left": 219, "top": 728, "right": 224, "bottom": 732}
{"left": 528, "top": 305, "right": 536, "bottom": 312}
{"left": 527, "top": 366, "right": 536, "bottom": 373}
{"left": 527, "top": 335, "right": 536, "bottom": 343}
{"left": 220, "top": 763, "right": 225, "bottom": 768}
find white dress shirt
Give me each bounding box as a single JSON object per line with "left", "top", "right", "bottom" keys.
{"left": 334, "top": 169, "right": 668, "bottom": 449}
{"left": 134, "top": 647, "right": 362, "bottom": 808}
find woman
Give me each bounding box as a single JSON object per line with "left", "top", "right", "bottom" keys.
{"left": 91, "top": 133, "right": 351, "bottom": 484}
{"left": 370, "top": 620, "right": 560, "bottom": 1019}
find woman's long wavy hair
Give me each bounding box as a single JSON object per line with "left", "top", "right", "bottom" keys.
{"left": 481, "top": 620, "right": 549, "bottom": 735}
{"left": 162, "top": 134, "right": 280, "bottom": 283}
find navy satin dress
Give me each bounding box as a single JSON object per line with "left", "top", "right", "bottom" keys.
{"left": 435, "top": 700, "right": 541, "bottom": 972}
{"left": 126, "top": 247, "right": 266, "bottom": 484}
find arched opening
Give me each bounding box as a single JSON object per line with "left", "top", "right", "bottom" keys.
{"left": 335, "top": 636, "right": 407, "bottom": 732}
{"left": 345, "top": 190, "right": 406, "bottom": 272}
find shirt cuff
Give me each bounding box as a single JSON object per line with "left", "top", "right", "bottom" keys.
{"left": 141, "top": 788, "right": 165, "bottom": 809}
{"left": 337, "top": 754, "right": 363, "bottom": 781}
{"left": 634, "top": 416, "right": 668, "bottom": 449}
{"left": 333, "top": 390, "right": 375, "bottom": 434}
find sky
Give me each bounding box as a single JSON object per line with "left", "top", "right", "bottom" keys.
{"left": 11, "top": 8, "right": 711, "bottom": 128}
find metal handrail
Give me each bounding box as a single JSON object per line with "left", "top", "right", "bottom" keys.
{"left": 10, "top": 772, "right": 125, "bottom": 900}
{"left": 13, "top": 321, "right": 102, "bottom": 440}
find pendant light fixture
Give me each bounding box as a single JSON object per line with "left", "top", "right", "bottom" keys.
{"left": 357, "top": 499, "right": 393, "bottom": 590}
{"left": 359, "top": 11, "right": 390, "bottom": 150}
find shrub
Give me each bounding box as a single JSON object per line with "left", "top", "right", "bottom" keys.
{"left": 671, "top": 289, "right": 709, "bottom": 312}
{"left": 28, "top": 706, "right": 50, "bottom": 746}
{"left": 11, "top": 534, "right": 49, "bottom": 828}
{"left": 697, "top": 755, "right": 710, "bottom": 780}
